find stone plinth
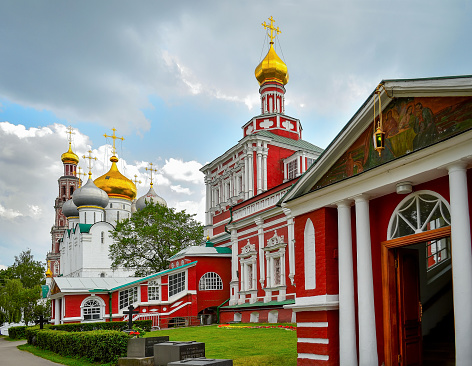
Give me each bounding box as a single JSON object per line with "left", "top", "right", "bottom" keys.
{"left": 167, "top": 357, "right": 233, "bottom": 365}
{"left": 154, "top": 341, "right": 205, "bottom": 366}
{"left": 128, "top": 336, "right": 170, "bottom": 357}
{"left": 117, "top": 356, "right": 154, "bottom": 366}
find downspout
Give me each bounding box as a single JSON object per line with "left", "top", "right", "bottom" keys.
{"left": 216, "top": 298, "right": 230, "bottom": 324}
{"left": 108, "top": 292, "right": 113, "bottom": 322}
{"left": 224, "top": 206, "right": 234, "bottom": 235}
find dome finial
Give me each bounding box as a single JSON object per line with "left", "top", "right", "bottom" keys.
{"left": 145, "top": 162, "right": 158, "bottom": 188}
{"left": 262, "top": 16, "right": 281, "bottom": 45}
{"left": 104, "top": 127, "right": 124, "bottom": 160}
{"left": 83, "top": 150, "right": 97, "bottom": 179}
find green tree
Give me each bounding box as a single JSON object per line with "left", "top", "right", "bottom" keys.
{"left": 10, "top": 249, "right": 45, "bottom": 288}
{"left": 109, "top": 202, "right": 204, "bottom": 276}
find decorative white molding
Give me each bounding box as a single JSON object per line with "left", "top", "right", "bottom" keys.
{"left": 233, "top": 188, "right": 290, "bottom": 221}
{"left": 298, "top": 353, "right": 329, "bottom": 361}
{"left": 285, "top": 295, "right": 339, "bottom": 312}
{"left": 266, "top": 230, "right": 285, "bottom": 247}
{"left": 241, "top": 240, "right": 256, "bottom": 255}
{"left": 297, "top": 322, "right": 329, "bottom": 328}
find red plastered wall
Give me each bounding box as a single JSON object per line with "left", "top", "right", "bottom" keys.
{"left": 266, "top": 144, "right": 297, "bottom": 189}
{"left": 294, "top": 207, "right": 339, "bottom": 298}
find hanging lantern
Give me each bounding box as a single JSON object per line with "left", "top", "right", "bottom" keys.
{"left": 373, "top": 85, "right": 385, "bottom": 156}
{"left": 373, "top": 125, "right": 385, "bottom": 155}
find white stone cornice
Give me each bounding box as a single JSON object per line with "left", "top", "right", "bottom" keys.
{"left": 285, "top": 294, "right": 339, "bottom": 312}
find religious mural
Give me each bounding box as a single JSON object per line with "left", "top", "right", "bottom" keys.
{"left": 312, "top": 97, "right": 472, "bottom": 190}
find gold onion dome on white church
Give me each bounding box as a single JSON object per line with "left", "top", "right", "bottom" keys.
{"left": 254, "top": 43, "right": 289, "bottom": 86}
{"left": 94, "top": 155, "right": 137, "bottom": 201}
{"left": 61, "top": 142, "right": 79, "bottom": 165}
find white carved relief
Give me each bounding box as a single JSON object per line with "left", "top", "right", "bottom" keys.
{"left": 267, "top": 230, "right": 285, "bottom": 247}
{"left": 260, "top": 119, "right": 273, "bottom": 129}
{"left": 246, "top": 125, "right": 254, "bottom": 134}
{"left": 241, "top": 240, "right": 256, "bottom": 254}
{"left": 282, "top": 120, "right": 293, "bottom": 130}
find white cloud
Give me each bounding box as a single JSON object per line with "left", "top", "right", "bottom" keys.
{"left": 0, "top": 204, "right": 23, "bottom": 219}
{"left": 171, "top": 185, "right": 192, "bottom": 195}
{"left": 162, "top": 158, "right": 203, "bottom": 184}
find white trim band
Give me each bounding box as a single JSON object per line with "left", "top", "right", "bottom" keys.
{"left": 298, "top": 353, "right": 329, "bottom": 361}
{"left": 298, "top": 338, "right": 329, "bottom": 344}
{"left": 297, "top": 322, "right": 328, "bottom": 328}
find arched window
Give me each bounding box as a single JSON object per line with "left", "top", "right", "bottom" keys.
{"left": 81, "top": 297, "right": 103, "bottom": 321}
{"left": 101, "top": 231, "right": 105, "bottom": 244}
{"left": 387, "top": 191, "right": 451, "bottom": 240}
{"left": 53, "top": 261, "right": 60, "bottom": 275}
{"left": 268, "top": 310, "right": 278, "bottom": 323}
{"left": 304, "top": 219, "right": 316, "bottom": 290}
{"left": 250, "top": 312, "right": 259, "bottom": 323}
{"left": 234, "top": 313, "right": 242, "bottom": 322}
{"left": 199, "top": 272, "right": 223, "bottom": 290}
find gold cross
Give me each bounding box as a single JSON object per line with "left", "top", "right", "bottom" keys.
{"left": 76, "top": 166, "right": 87, "bottom": 187}
{"left": 66, "top": 125, "right": 75, "bottom": 144}
{"left": 145, "top": 163, "right": 158, "bottom": 187}
{"left": 133, "top": 174, "right": 142, "bottom": 186}
{"left": 262, "top": 16, "right": 281, "bottom": 43}
{"left": 82, "top": 150, "right": 97, "bottom": 179}
{"left": 104, "top": 128, "right": 124, "bottom": 156}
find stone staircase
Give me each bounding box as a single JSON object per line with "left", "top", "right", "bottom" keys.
{"left": 422, "top": 311, "right": 455, "bottom": 365}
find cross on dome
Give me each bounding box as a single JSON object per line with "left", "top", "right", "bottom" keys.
{"left": 104, "top": 128, "right": 124, "bottom": 157}
{"left": 66, "top": 125, "right": 75, "bottom": 144}
{"left": 145, "top": 163, "right": 158, "bottom": 187}
{"left": 83, "top": 150, "right": 97, "bottom": 178}
{"left": 133, "top": 174, "right": 142, "bottom": 186}
{"left": 76, "top": 166, "right": 87, "bottom": 187}
{"left": 262, "top": 16, "right": 281, "bottom": 44}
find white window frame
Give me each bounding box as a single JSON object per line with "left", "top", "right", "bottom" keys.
{"left": 199, "top": 272, "right": 223, "bottom": 291}
{"left": 238, "top": 241, "right": 258, "bottom": 292}
{"left": 119, "top": 286, "right": 138, "bottom": 310}
{"left": 81, "top": 296, "right": 105, "bottom": 322}
{"left": 168, "top": 271, "right": 186, "bottom": 298}
{"left": 148, "top": 280, "right": 160, "bottom": 301}
{"left": 263, "top": 231, "right": 287, "bottom": 289}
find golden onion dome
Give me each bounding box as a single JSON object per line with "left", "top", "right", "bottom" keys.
{"left": 255, "top": 42, "right": 289, "bottom": 86}
{"left": 94, "top": 155, "right": 137, "bottom": 201}
{"left": 61, "top": 142, "right": 79, "bottom": 164}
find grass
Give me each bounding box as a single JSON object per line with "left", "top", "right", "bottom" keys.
{"left": 17, "top": 344, "right": 112, "bottom": 366}
{"left": 15, "top": 323, "right": 297, "bottom": 366}
{"left": 148, "top": 324, "right": 297, "bottom": 366}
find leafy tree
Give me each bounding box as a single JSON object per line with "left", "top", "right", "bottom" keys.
{"left": 10, "top": 249, "right": 45, "bottom": 288}
{"left": 109, "top": 202, "right": 204, "bottom": 276}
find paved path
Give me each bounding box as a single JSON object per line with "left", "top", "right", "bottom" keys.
{"left": 0, "top": 338, "right": 61, "bottom": 365}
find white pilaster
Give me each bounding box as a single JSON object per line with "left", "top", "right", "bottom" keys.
{"left": 447, "top": 162, "right": 472, "bottom": 365}
{"left": 337, "top": 200, "right": 358, "bottom": 366}
{"left": 230, "top": 229, "right": 239, "bottom": 306}
{"left": 54, "top": 298, "right": 60, "bottom": 325}
{"left": 204, "top": 176, "right": 211, "bottom": 226}
{"left": 262, "top": 145, "right": 268, "bottom": 191}
{"left": 354, "top": 194, "right": 378, "bottom": 366}
{"left": 257, "top": 144, "right": 263, "bottom": 194}
{"left": 283, "top": 208, "right": 296, "bottom": 286}
{"left": 256, "top": 218, "right": 265, "bottom": 288}
{"left": 244, "top": 154, "right": 249, "bottom": 200}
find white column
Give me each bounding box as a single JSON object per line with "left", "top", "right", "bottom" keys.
{"left": 54, "top": 298, "right": 60, "bottom": 325}
{"left": 230, "top": 229, "right": 239, "bottom": 306}
{"left": 262, "top": 146, "right": 268, "bottom": 191}
{"left": 257, "top": 145, "right": 263, "bottom": 194}
{"left": 204, "top": 176, "right": 211, "bottom": 226}
{"left": 354, "top": 194, "right": 378, "bottom": 366}
{"left": 337, "top": 200, "right": 358, "bottom": 366}
{"left": 244, "top": 155, "right": 249, "bottom": 200}
{"left": 247, "top": 148, "right": 254, "bottom": 198}
{"left": 256, "top": 218, "right": 265, "bottom": 288}
{"left": 283, "top": 208, "right": 296, "bottom": 286}
{"left": 448, "top": 162, "right": 472, "bottom": 365}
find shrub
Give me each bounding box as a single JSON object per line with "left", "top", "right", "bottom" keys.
{"left": 48, "top": 319, "right": 151, "bottom": 332}
{"left": 8, "top": 325, "right": 28, "bottom": 339}
{"left": 27, "top": 328, "right": 129, "bottom": 363}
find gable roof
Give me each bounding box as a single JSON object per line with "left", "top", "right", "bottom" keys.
{"left": 282, "top": 75, "right": 472, "bottom": 203}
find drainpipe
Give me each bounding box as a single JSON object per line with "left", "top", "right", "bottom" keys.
{"left": 108, "top": 292, "right": 113, "bottom": 322}
{"left": 224, "top": 206, "right": 233, "bottom": 235}
{"left": 216, "top": 298, "right": 230, "bottom": 324}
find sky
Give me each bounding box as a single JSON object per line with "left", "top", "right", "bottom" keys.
{"left": 0, "top": 0, "right": 471, "bottom": 269}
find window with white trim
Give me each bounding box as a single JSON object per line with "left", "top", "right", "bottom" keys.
{"left": 307, "top": 158, "right": 315, "bottom": 168}
{"left": 287, "top": 160, "right": 298, "bottom": 180}
{"left": 82, "top": 298, "right": 102, "bottom": 321}
{"left": 304, "top": 219, "right": 316, "bottom": 290}
{"left": 119, "top": 286, "right": 138, "bottom": 310}
{"left": 199, "top": 272, "right": 223, "bottom": 290}
{"left": 169, "top": 271, "right": 186, "bottom": 297}
{"left": 148, "top": 280, "right": 160, "bottom": 301}
{"left": 388, "top": 191, "right": 451, "bottom": 240}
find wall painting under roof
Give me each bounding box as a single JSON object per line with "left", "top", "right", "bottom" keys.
{"left": 311, "top": 96, "right": 472, "bottom": 191}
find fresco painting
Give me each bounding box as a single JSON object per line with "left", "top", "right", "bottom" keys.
{"left": 312, "top": 96, "right": 472, "bottom": 190}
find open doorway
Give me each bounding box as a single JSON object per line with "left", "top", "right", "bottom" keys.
{"left": 395, "top": 240, "right": 454, "bottom": 365}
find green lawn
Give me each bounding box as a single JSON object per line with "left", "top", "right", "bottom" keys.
{"left": 16, "top": 324, "right": 297, "bottom": 366}
{"left": 148, "top": 324, "right": 297, "bottom": 366}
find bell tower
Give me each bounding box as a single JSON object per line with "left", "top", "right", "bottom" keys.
{"left": 48, "top": 126, "right": 81, "bottom": 277}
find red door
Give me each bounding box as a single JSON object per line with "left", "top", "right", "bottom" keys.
{"left": 396, "top": 248, "right": 422, "bottom": 365}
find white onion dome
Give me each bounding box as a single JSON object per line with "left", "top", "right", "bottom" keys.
{"left": 136, "top": 185, "right": 167, "bottom": 211}
{"left": 62, "top": 199, "right": 79, "bottom": 217}
{"left": 72, "top": 178, "right": 109, "bottom": 208}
